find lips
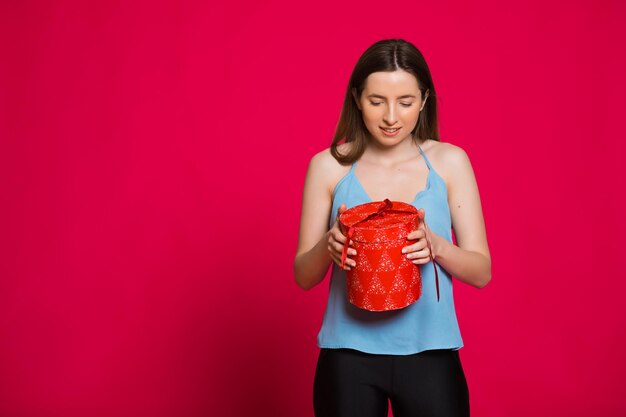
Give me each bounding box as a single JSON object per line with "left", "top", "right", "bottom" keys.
{"left": 380, "top": 126, "right": 401, "bottom": 136}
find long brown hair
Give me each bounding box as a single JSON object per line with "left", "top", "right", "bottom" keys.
{"left": 330, "top": 39, "right": 440, "bottom": 164}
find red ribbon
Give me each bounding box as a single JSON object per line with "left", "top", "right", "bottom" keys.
{"left": 341, "top": 198, "right": 440, "bottom": 302}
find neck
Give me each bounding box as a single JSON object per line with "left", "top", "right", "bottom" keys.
{"left": 363, "top": 135, "right": 425, "bottom": 166}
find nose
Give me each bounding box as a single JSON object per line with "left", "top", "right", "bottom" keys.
{"left": 383, "top": 104, "right": 398, "bottom": 126}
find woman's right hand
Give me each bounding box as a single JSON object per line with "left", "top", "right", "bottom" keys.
{"left": 327, "top": 204, "right": 357, "bottom": 271}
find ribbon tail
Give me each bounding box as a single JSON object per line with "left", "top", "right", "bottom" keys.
{"left": 434, "top": 260, "right": 440, "bottom": 302}
{"left": 341, "top": 227, "right": 354, "bottom": 269}
{"left": 421, "top": 218, "right": 440, "bottom": 302}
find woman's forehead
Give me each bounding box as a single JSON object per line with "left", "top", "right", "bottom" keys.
{"left": 364, "top": 70, "right": 421, "bottom": 94}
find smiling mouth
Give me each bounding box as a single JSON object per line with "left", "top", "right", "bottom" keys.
{"left": 381, "top": 127, "right": 401, "bottom": 132}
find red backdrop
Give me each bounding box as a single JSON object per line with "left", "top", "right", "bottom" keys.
{"left": 1, "top": 1, "right": 625, "bottom": 416}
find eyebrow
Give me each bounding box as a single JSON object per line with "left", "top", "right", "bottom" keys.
{"left": 366, "top": 94, "right": 417, "bottom": 99}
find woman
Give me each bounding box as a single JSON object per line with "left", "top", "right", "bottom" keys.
{"left": 294, "top": 39, "right": 491, "bottom": 417}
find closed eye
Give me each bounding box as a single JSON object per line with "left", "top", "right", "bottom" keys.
{"left": 369, "top": 102, "right": 414, "bottom": 107}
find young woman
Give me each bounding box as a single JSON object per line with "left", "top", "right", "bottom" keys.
{"left": 294, "top": 39, "right": 491, "bottom": 417}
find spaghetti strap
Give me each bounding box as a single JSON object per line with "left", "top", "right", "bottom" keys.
{"left": 417, "top": 143, "right": 433, "bottom": 170}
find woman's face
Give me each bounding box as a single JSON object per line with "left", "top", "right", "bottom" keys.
{"left": 354, "top": 70, "right": 428, "bottom": 146}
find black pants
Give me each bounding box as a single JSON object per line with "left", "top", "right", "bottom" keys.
{"left": 313, "top": 348, "right": 469, "bottom": 417}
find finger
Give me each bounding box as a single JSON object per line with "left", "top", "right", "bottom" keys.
{"left": 338, "top": 244, "right": 357, "bottom": 256}
{"left": 328, "top": 231, "right": 341, "bottom": 250}
{"left": 332, "top": 254, "right": 354, "bottom": 270}
{"left": 331, "top": 228, "right": 347, "bottom": 244}
{"left": 330, "top": 242, "right": 356, "bottom": 266}
{"left": 333, "top": 241, "right": 357, "bottom": 259}
{"left": 402, "top": 242, "right": 418, "bottom": 254}
{"left": 333, "top": 241, "right": 346, "bottom": 254}
{"left": 333, "top": 229, "right": 355, "bottom": 248}
{"left": 334, "top": 233, "right": 354, "bottom": 248}
{"left": 413, "top": 225, "right": 426, "bottom": 240}
{"left": 402, "top": 240, "right": 427, "bottom": 254}
{"left": 337, "top": 203, "right": 346, "bottom": 215}
{"left": 410, "top": 256, "right": 431, "bottom": 265}
{"left": 406, "top": 247, "right": 431, "bottom": 261}
{"left": 406, "top": 228, "right": 426, "bottom": 240}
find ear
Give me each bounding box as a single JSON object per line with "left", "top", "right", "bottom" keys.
{"left": 352, "top": 88, "right": 362, "bottom": 110}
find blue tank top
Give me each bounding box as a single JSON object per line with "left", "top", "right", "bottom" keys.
{"left": 316, "top": 143, "right": 464, "bottom": 355}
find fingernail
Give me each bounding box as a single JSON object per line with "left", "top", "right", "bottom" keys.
{"left": 401, "top": 248, "right": 407, "bottom": 254}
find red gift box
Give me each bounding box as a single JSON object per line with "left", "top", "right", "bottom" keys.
{"left": 339, "top": 199, "right": 440, "bottom": 312}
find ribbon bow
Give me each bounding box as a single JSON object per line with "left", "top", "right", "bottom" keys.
{"left": 340, "top": 198, "right": 440, "bottom": 301}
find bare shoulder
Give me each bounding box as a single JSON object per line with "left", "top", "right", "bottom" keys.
{"left": 308, "top": 142, "right": 354, "bottom": 196}
{"left": 424, "top": 140, "right": 473, "bottom": 187}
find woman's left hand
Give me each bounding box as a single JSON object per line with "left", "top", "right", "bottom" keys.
{"left": 402, "top": 208, "right": 436, "bottom": 265}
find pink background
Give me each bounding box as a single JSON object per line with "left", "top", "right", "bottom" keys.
{"left": 1, "top": 1, "right": 625, "bottom": 416}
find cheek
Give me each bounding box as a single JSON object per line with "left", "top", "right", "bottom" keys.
{"left": 403, "top": 112, "right": 421, "bottom": 128}
{"left": 361, "top": 109, "right": 380, "bottom": 125}
{"left": 403, "top": 108, "right": 421, "bottom": 122}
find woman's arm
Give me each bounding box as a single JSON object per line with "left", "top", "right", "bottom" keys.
{"left": 432, "top": 145, "right": 491, "bottom": 288}
{"left": 293, "top": 151, "right": 335, "bottom": 291}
